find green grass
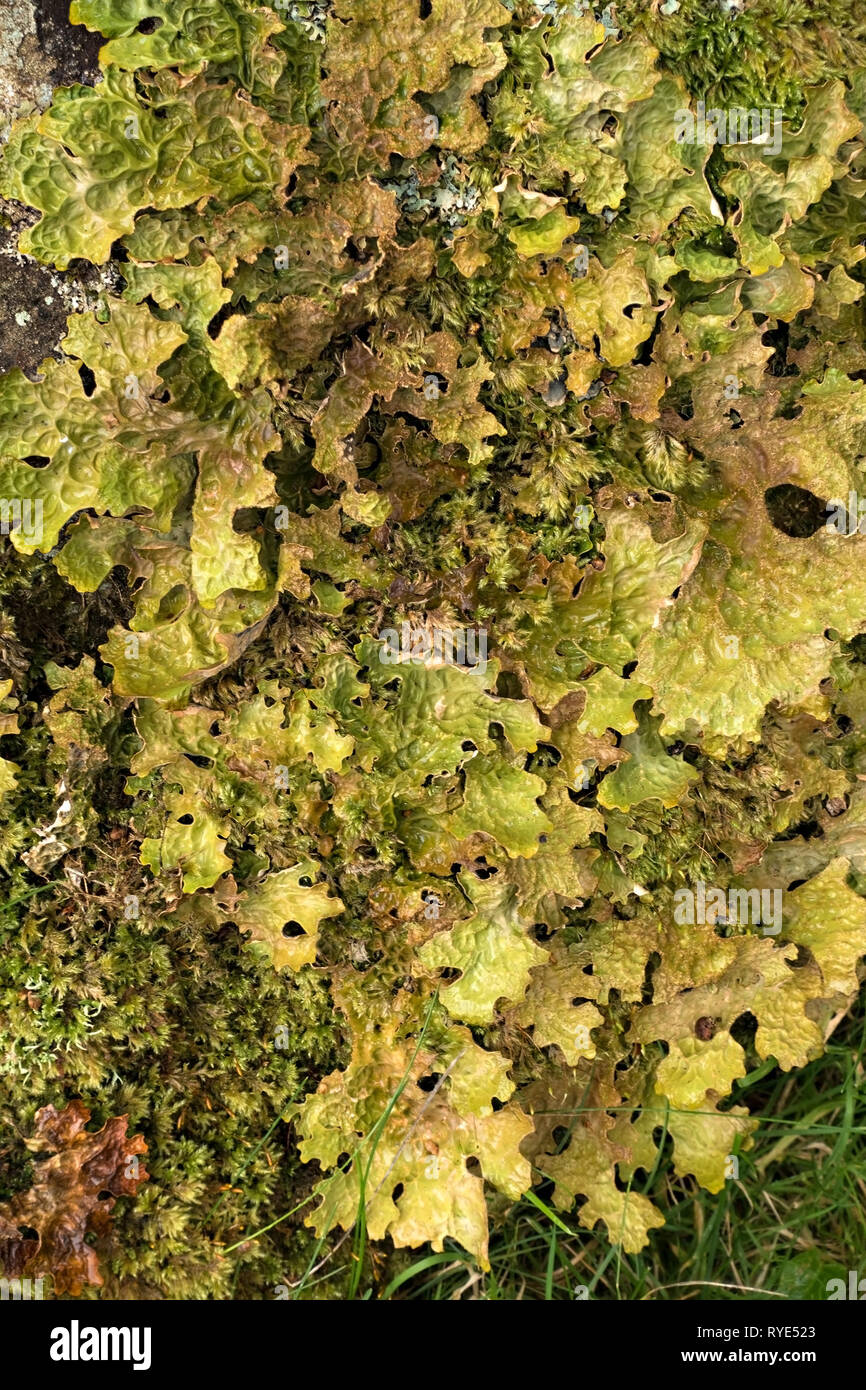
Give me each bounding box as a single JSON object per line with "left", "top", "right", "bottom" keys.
{"left": 211, "top": 988, "right": 866, "bottom": 1302}
{"left": 380, "top": 1000, "right": 866, "bottom": 1300}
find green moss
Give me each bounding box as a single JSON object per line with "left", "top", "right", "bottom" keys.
{"left": 618, "top": 0, "right": 866, "bottom": 112}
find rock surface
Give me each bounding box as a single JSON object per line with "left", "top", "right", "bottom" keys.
{"left": 0, "top": 1, "right": 114, "bottom": 376}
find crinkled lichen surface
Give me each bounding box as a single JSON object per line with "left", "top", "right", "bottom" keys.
{"left": 1, "top": 0, "right": 866, "bottom": 1298}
